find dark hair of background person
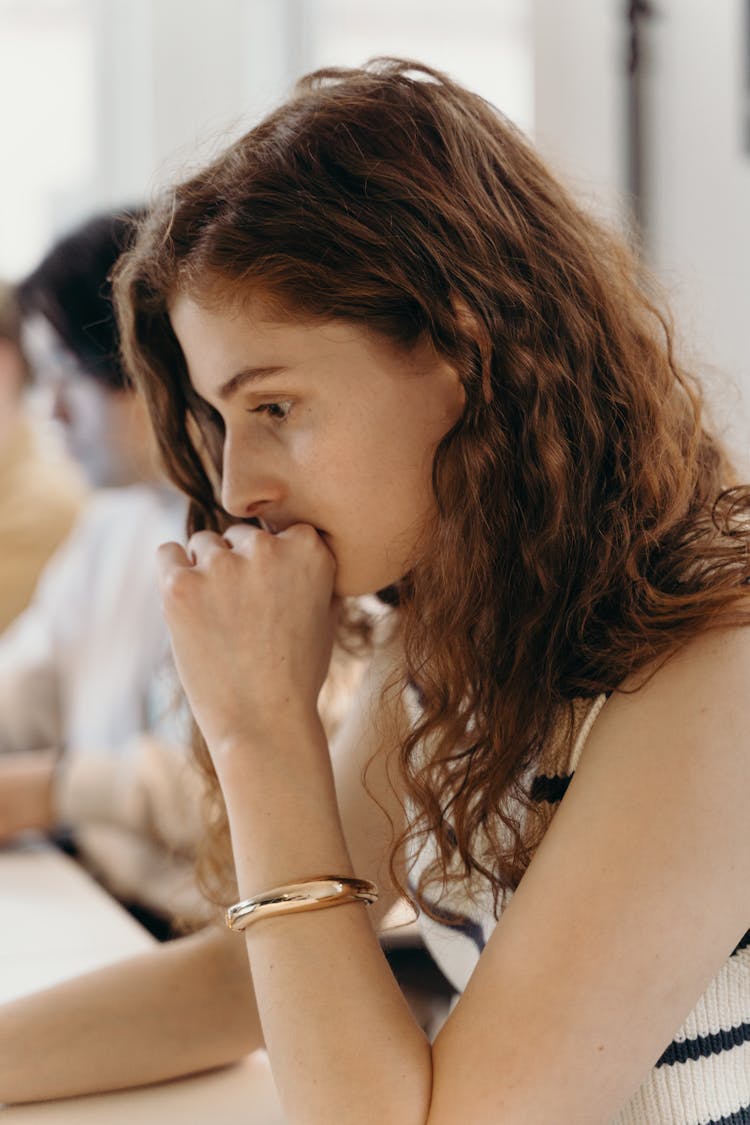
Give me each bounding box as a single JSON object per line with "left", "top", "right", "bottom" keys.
{"left": 0, "top": 280, "right": 31, "bottom": 386}
{"left": 113, "top": 59, "right": 750, "bottom": 918}
{"left": 18, "top": 210, "right": 142, "bottom": 391}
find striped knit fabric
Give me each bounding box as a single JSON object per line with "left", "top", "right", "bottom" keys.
{"left": 407, "top": 695, "right": 750, "bottom": 1124}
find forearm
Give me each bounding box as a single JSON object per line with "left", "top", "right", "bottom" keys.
{"left": 223, "top": 723, "right": 432, "bottom": 1125}
{"left": 55, "top": 735, "right": 203, "bottom": 854}
{"left": 0, "top": 614, "right": 60, "bottom": 755}
{"left": 0, "top": 925, "right": 262, "bottom": 1103}
{"left": 244, "top": 894, "right": 432, "bottom": 1125}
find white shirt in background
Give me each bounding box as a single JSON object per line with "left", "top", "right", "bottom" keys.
{"left": 0, "top": 484, "right": 210, "bottom": 925}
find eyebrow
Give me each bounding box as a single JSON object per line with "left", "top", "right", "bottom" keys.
{"left": 218, "top": 365, "right": 289, "bottom": 400}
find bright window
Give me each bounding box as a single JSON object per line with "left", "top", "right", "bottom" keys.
{"left": 0, "top": 0, "right": 96, "bottom": 278}
{"left": 303, "top": 0, "right": 533, "bottom": 135}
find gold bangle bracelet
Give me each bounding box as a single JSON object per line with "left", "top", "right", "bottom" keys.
{"left": 225, "top": 875, "right": 379, "bottom": 933}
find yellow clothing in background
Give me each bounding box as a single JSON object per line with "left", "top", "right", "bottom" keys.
{"left": 0, "top": 417, "right": 86, "bottom": 632}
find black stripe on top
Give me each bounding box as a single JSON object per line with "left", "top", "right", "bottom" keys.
{"left": 700, "top": 1106, "right": 750, "bottom": 1125}
{"left": 531, "top": 773, "right": 572, "bottom": 804}
{"left": 423, "top": 899, "right": 486, "bottom": 956}
{"left": 656, "top": 1021, "right": 750, "bottom": 1068}
{"left": 408, "top": 878, "right": 486, "bottom": 957}
{"left": 733, "top": 928, "right": 750, "bottom": 956}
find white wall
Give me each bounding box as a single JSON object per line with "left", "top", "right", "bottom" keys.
{"left": 91, "top": 0, "right": 288, "bottom": 206}
{"left": 648, "top": 0, "right": 750, "bottom": 464}
{"left": 5, "top": 0, "right": 747, "bottom": 461}
{"left": 532, "top": 0, "right": 626, "bottom": 223}
{"left": 3, "top": 0, "right": 534, "bottom": 275}
{"left": 533, "top": 0, "right": 750, "bottom": 465}
{"left": 303, "top": 0, "right": 534, "bottom": 135}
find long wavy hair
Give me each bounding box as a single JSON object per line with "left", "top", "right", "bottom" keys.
{"left": 114, "top": 59, "right": 750, "bottom": 914}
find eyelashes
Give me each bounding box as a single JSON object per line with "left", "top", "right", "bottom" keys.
{"left": 190, "top": 394, "right": 294, "bottom": 434}
{"left": 250, "top": 400, "right": 293, "bottom": 423}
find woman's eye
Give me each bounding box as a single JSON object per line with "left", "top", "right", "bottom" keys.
{"left": 251, "top": 400, "right": 293, "bottom": 422}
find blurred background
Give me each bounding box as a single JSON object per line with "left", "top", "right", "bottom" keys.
{"left": 1, "top": 0, "right": 748, "bottom": 460}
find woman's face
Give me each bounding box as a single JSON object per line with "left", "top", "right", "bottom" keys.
{"left": 169, "top": 293, "right": 465, "bottom": 597}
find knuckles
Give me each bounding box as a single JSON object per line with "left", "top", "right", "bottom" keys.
{"left": 284, "top": 523, "right": 335, "bottom": 566}
{"left": 159, "top": 564, "right": 197, "bottom": 605}
{"left": 158, "top": 521, "right": 335, "bottom": 613}
{"left": 285, "top": 522, "right": 319, "bottom": 543}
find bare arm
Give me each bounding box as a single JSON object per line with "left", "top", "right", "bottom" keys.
{"left": 0, "top": 924, "right": 261, "bottom": 1104}
{"left": 0, "top": 601, "right": 61, "bottom": 755}
{"left": 0, "top": 737, "right": 203, "bottom": 855}
{"left": 0, "top": 628, "right": 404, "bottom": 1106}
{"left": 146, "top": 521, "right": 750, "bottom": 1124}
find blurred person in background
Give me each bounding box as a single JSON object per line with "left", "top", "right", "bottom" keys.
{"left": 0, "top": 211, "right": 206, "bottom": 935}
{"left": 0, "top": 210, "right": 366, "bottom": 936}
{"left": 0, "top": 281, "right": 85, "bottom": 631}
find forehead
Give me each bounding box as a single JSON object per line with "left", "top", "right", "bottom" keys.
{"left": 168, "top": 292, "right": 397, "bottom": 392}
{"left": 169, "top": 290, "right": 287, "bottom": 348}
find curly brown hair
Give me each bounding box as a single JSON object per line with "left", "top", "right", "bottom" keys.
{"left": 113, "top": 58, "right": 750, "bottom": 914}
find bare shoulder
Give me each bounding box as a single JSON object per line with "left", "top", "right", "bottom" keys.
{"left": 626, "top": 622, "right": 750, "bottom": 694}
{"left": 593, "top": 623, "right": 750, "bottom": 761}
{"left": 589, "top": 625, "right": 750, "bottom": 747}
{"left": 427, "top": 625, "right": 750, "bottom": 1121}
{"left": 562, "top": 623, "right": 750, "bottom": 930}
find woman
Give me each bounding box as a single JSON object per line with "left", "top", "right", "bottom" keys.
{"left": 106, "top": 59, "right": 750, "bottom": 1122}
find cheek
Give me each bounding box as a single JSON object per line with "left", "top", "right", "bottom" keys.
{"left": 342, "top": 448, "right": 435, "bottom": 550}
{"left": 309, "top": 395, "right": 441, "bottom": 534}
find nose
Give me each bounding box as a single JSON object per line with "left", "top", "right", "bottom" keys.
{"left": 220, "top": 432, "right": 286, "bottom": 520}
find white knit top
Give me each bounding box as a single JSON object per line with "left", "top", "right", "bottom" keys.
{"left": 408, "top": 695, "right": 750, "bottom": 1125}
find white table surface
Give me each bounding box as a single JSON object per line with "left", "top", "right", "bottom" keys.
{"left": 0, "top": 840, "right": 285, "bottom": 1123}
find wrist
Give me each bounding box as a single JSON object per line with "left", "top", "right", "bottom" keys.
{"left": 14, "top": 751, "right": 57, "bottom": 833}
{"left": 222, "top": 755, "right": 350, "bottom": 895}
{"left": 210, "top": 706, "right": 327, "bottom": 775}
{"left": 229, "top": 817, "right": 354, "bottom": 901}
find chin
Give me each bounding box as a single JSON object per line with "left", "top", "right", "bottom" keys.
{"left": 334, "top": 570, "right": 404, "bottom": 601}
{"left": 333, "top": 576, "right": 366, "bottom": 599}
{"left": 330, "top": 544, "right": 408, "bottom": 601}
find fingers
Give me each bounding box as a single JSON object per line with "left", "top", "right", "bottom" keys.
{"left": 157, "top": 523, "right": 334, "bottom": 603}
{"left": 157, "top": 532, "right": 238, "bottom": 603}
{"left": 156, "top": 541, "right": 194, "bottom": 610}
{"left": 221, "top": 523, "right": 265, "bottom": 552}
{"left": 223, "top": 521, "right": 331, "bottom": 559}
{"left": 186, "top": 529, "right": 234, "bottom": 566}
{"left": 220, "top": 521, "right": 321, "bottom": 558}
{"left": 160, "top": 524, "right": 332, "bottom": 571}
{"left": 157, "top": 531, "right": 233, "bottom": 574}
{"left": 156, "top": 539, "right": 191, "bottom": 577}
